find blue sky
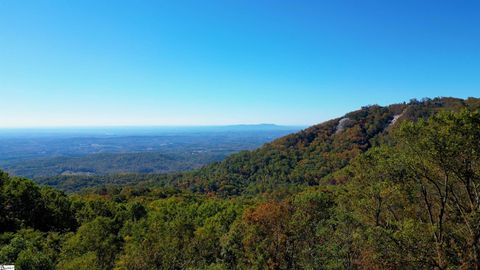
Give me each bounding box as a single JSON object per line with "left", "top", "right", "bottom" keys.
{"left": 1, "top": 0, "right": 479, "bottom": 127}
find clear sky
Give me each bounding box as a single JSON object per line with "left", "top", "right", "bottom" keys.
{"left": 1, "top": 0, "right": 479, "bottom": 127}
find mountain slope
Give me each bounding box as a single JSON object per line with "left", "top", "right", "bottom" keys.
{"left": 34, "top": 97, "right": 480, "bottom": 194}
{"left": 153, "top": 97, "right": 480, "bottom": 195}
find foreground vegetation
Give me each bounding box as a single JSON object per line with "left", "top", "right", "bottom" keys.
{"left": 1, "top": 97, "right": 480, "bottom": 269}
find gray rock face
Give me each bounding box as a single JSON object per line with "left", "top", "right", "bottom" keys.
{"left": 389, "top": 109, "right": 406, "bottom": 127}
{"left": 335, "top": 118, "right": 354, "bottom": 134}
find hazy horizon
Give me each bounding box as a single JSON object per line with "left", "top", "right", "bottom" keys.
{"left": 0, "top": 123, "right": 305, "bottom": 129}
{"left": 0, "top": 96, "right": 476, "bottom": 128}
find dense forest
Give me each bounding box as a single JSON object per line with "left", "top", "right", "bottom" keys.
{"left": 9, "top": 151, "right": 226, "bottom": 178}
{"left": 1, "top": 97, "right": 480, "bottom": 269}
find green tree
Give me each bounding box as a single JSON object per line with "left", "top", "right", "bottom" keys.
{"left": 58, "top": 217, "right": 121, "bottom": 270}
{"left": 338, "top": 109, "right": 480, "bottom": 269}
{"left": 16, "top": 249, "right": 54, "bottom": 270}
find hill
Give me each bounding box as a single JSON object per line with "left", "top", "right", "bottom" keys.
{"left": 133, "top": 97, "right": 480, "bottom": 195}
{"left": 36, "top": 97, "right": 480, "bottom": 194}
{"left": 32, "top": 97, "right": 480, "bottom": 193}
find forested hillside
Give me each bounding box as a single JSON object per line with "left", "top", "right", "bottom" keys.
{"left": 6, "top": 151, "right": 226, "bottom": 178}
{"left": 38, "top": 97, "right": 480, "bottom": 193}
{"left": 132, "top": 97, "right": 480, "bottom": 195}
{"left": 2, "top": 97, "right": 480, "bottom": 269}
